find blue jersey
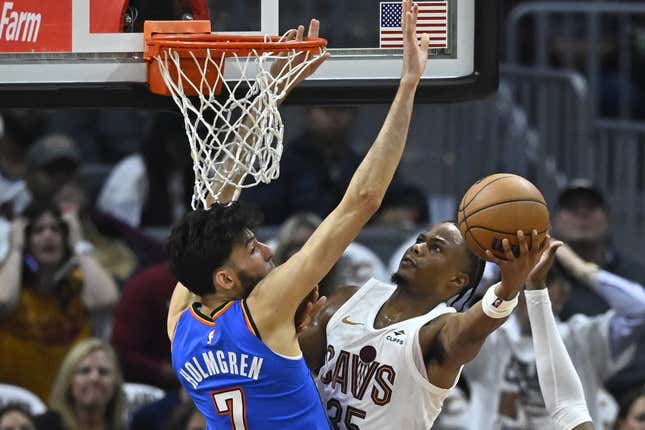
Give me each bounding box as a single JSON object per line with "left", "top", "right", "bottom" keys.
{"left": 172, "top": 300, "right": 330, "bottom": 430}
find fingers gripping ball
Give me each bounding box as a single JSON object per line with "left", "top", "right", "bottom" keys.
{"left": 457, "top": 173, "right": 549, "bottom": 260}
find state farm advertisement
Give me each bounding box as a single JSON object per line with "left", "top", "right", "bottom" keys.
{"left": 0, "top": 0, "right": 71, "bottom": 52}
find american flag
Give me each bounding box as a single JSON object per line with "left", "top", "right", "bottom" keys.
{"left": 379, "top": 1, "right": 449, "bottom": 49}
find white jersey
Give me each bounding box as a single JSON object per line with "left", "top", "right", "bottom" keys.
{"left": 317, "top": 278, "right": 462, "bottom": 429}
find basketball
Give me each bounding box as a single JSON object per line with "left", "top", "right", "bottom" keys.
{"left": 457, "top": 173, "right": 550, "bottom": 260}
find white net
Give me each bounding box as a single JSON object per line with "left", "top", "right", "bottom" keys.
{"left": 152, "top": 35, "right": 325, "bottom": 209}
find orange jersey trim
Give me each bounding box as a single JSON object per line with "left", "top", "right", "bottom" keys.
{"left": 240, "top": 300, "right": 259, "bottom": 338}
{"left": 189, "top": 305, "right": 216, "bottom": 326}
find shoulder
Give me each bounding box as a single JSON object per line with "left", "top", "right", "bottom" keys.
{"left": 319, "top": 286, "right": 360, "bottom": 322}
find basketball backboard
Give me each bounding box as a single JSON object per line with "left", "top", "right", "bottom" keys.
{"left": 0, "top": 0, "right": 498, "bottom": 107}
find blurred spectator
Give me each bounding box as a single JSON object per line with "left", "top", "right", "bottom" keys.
{"left": 23, "top": 134, "right": 80, "bottom": 209}
{"left": 553, "top": 179, "right": 645, "bottom": 396}
{"left": 0, "top": 403, "right": 36, "bottom": 430}
{"left": 461, "top": 246, "right": 645, "bottom": 429}
{"left": 554, "top": 180, "right": 644, "bottom": 315}
{"left": 0, "top": 204, "right": 119, "bottom": 401}
{"left": 130, "top": 389, "right": 190, "bottom": 430}
{"left": 0, "top": 113, "right": 34, "bottom": 218}
{"left": 55, "top": 182, "right": 139, "bottom": 284}
{"left": 614, "top": 385, "right": 645, "bottom": 430}
{"left": 97, "top": 113, "right": 193, "bottom": 229}
{"left": 36, "top": 338, "right": 126, "bottom": 430}
{"left": 243, "top": 107, "right": 362, "bottom": 224}
{"left": 2, "top": 131, "right": 145, "bottom": 282}
{"left": 372, "top": 183, "right": 430, "bottom": 228}
{"left": 270, "top": 212, "right": 387, "bottom": 297}
{"left": 111, "top": 262, "right": 179, "bottom": 389}
{"left": 165, "top": 401, "right": 205, "bottom": 430}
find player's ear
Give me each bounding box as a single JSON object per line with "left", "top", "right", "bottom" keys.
{"left": 448, "top": 272, "right": 469, "bottom": 290}
{"left": 213, "top": 268, "right": 236, "bottom": 291}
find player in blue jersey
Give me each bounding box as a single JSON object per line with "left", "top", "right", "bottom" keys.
{"left": 166, "top": 2, "right": 430, "bottom": 428}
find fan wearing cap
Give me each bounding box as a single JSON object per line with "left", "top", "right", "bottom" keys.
{"left": 13, "top": 133, "right": 140, "bottom": 283}
{"left": 553, "top": 179, "right": 645, "bottom": 398}
{"left": 23, "top": 134, "right": 82, "bottom": 207}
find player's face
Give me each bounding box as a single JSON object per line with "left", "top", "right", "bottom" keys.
{"left": 27, "top": 212, "right": 66, "bottom": 266}
{"left": 228, "top": 230, "right": 275, "bottom": 293}
{"left": 394, "top": 223, "right": 469, "bottom": 297}
{"left": 71, "top": 349, "right": 117, "bottom": 409}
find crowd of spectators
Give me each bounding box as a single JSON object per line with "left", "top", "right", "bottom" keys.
{"left": 0, "top": 106, "right": 642, "bottom": 429}
{"left": 0, "top": 1, "right": 643, "bottom": 429}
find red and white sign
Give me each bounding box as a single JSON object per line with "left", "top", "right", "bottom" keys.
{"left": 0, "top": 0, "right": 71, "bottom": 52}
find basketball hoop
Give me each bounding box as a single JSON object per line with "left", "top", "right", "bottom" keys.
{"left": 143, "top": 21, "right": 327, "bottom": 208}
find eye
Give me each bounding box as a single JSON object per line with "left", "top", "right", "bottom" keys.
{"left": 430, "top": 244, "right": 441, "bottom": 252}
{"left": 416, "top": 236, "right": 424, "bottom": 244}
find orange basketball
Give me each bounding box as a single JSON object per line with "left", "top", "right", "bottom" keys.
{"left": 457, "top": 173, "right": 550, "bottom": 260}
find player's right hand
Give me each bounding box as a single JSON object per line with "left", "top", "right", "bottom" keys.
{"left": 485, "top": 230, "right": 548, "bottom": 298}
{"left": 271, "top": 19, "right": 330, "bottom": 96}
{"left": 401, "top": 0, "right": 430, "bottom": 85}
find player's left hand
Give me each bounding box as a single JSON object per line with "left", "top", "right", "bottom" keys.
{"left": 295, "top": 285, "right": 327, "bottom": 333}
{"left": 526, "top": 236, "right": 563, "bottom": 290}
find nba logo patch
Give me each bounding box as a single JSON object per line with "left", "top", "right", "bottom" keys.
{"left": 492, "top": 298, "right": 503, "bottom": 308}
{"left": 207, "top": 329, "right": 215, "bottom": 345}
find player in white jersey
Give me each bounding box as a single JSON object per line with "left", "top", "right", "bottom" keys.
{"left": 299, "top": 222, "right": 548, "bottom": 429}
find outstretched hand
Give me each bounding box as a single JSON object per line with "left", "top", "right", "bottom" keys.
{"left": 526, "top": 237, "right": 563, "bottom": 290}
{"left": 271, "top": 19, "right": 330, "bottom": 98}
{"left": 485, "top": 230, "right": 548, "bottom": 299}
{"left": 295, "top": 285, "right": 327, "bottom": 333}
{"left": 401, "top": 0, "right": 430, "bottom": 85}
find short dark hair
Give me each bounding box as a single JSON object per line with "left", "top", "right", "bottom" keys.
{"left": 167, "top": 202, "right": 261, "bottom": 295}
{"left": 0, "top": 402, "right": 34, "bottom": 424}
{"left": 615, "top": 384, "right": 645, "bottom": 428}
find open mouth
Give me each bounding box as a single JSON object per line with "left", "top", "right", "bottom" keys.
{"left": 401, "top": 256, "right": 416, "bottom": 267}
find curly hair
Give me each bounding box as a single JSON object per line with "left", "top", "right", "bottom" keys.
{"left": 167, "top": 202, "right": 261, "bottom": 295}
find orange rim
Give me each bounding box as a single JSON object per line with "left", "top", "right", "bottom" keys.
{"left": 143, "top": 20, "right": 327, "bottom": 96}
{"left": 148, "top": 34, "right": 326, "bottom": 55}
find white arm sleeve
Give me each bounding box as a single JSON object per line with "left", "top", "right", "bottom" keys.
{"left": 524, "top": 289, "right": 593, "bottom": 430}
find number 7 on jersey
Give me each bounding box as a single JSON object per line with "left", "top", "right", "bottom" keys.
{"left": 212, "top": 387, "right": 248, "bottom": 430}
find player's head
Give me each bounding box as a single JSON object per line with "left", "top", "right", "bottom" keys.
{"left": 168, "top": 202, "right": 273, "bottom": 298}
{"left": 553, "top": 179, "right": 609, "bottom": 245}
{"left": 392, "top": 222, "right": 485, "bottom": 304}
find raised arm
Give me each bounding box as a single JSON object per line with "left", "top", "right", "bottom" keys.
{"left": 167, "top": 19, "right": 329, "bottom": 341}
{"left": 249, "top": 0, "right": 429, "bottom": 331}
{"left": 62, "top": 211, "right": 119, "bottom": 311}
{"left": 525, "top": 242, "right": 594, "bottom": 430}
{"left": 556, "top": 243, "right": 645, "bottom": 356}
{"left": 429, "top": 231, "right": 546, "bottom": 376}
